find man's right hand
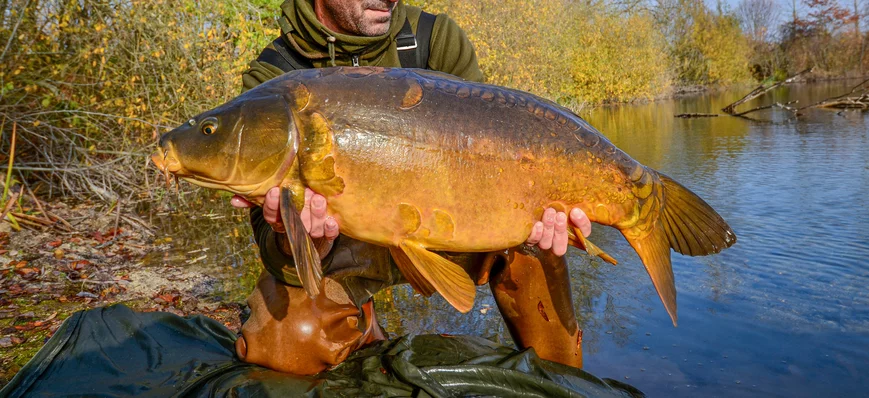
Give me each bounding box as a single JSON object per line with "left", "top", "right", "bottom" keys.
{"left": 232, "top": 187, "right": 339, "bottom": 258}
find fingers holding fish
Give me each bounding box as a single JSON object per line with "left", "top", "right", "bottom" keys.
{"left": 300, "top": 188, "right": 340, "bottom": 241}
{"left": 526, "top": 222, "right": 544, "bottom": 247}
{"left": 323, "top": 217, "right": 339, "bottom": 241}
{"left": 538, "top": 208, "right": 557, "bottom": 251}
{"left": 526, "top": 208, "right": 592, "bottom": 257}
{"left": 570, "top": 208, "right": 591, "bottom": 238}
{"left": 307, "top": 190, "right": 328, "bottom": 238}
{"left": 263, "top": 187, "right": 286, "bottom": 234}
{"left": 552, "top": 212, "right": 569, "bottom": 256}
{"left": 230, "top": 195, "right": 253, "bottom": 208}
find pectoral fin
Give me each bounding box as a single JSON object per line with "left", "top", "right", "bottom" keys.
{"left": 567, "top": 227, "right": 618, "bottom": 265}
{"left": 398, "top": 240, "right": 475, "bottom": 313}
{"left": 279, "top": 187, "right": 323, "bottom": 297}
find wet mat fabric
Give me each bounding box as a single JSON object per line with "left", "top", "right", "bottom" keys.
{"left": 1, "top": 304, "right": 642, "bottom": 397}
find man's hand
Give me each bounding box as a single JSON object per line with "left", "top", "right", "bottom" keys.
{"left": 525, "top": 208, "right": 592, "bottom": 257}
{"left": 231, "top": 187, "right": 339, "bottom": 258}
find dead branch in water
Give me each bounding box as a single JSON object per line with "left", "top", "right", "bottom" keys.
{"left": 675, "top": 113, "right": 720, "bottom": 118}
{"left": 732, "top": 100, "right": 801, "bottom": 117}
{"left": 722, "top": 67, "right": 814, "bottom": 114}
{"left": 799, "top": 78, "right": 869, "bottom": 111}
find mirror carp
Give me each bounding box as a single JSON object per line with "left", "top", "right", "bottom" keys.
{"left": 152, "top": 67, "right": 736, "bottom": 325}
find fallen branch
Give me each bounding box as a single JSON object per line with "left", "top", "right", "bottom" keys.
{"left": 9, "top": 216, "right": 46, "bottom": 230}
{"left": 733, "top": 101, "right": 801, "bottom": 117}
{"left": 722, "top": 67, "right": 814, "bottom": 114}
{"left": 24, "top": 183, "right": 53, "bottom": 224}
{"left": 9, "top": 212, "right": 55, "bottom": 226}
{"left": 800, "top": 78, "right": 869, "bottom": 111}
{"left": 0, "top": 192, "right": 20, "bottom": 224}
{"left": 46, "top": 210, "right": 74, "bottom": 231}
{"left": 675, "top": 113, "right": 720, "bottom": 118}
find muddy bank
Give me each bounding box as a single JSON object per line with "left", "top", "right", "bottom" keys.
{"left": 0, "top": 191, "right": 259, "bottom": 386}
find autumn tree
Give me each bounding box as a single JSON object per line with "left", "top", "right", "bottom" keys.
{"left": 737, "top": 0, "right": 784, "bottom": 80}
{"left": 780, "top": 0, "right": 861, "bottom": 74}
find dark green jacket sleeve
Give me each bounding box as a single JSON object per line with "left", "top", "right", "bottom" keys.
{"left": 429, "top": 14, "right": 484, "bottom": 83}
{"left": 241, "top": 54, "right": 286, "bottom": 93}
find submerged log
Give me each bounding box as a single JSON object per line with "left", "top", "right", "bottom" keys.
{"left": 674, "top": 113, "right": 720, "bottom": 118}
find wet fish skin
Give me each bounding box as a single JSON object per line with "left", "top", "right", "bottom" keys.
{"left": 152, "top": 67, "right": 736, "bottom": 324}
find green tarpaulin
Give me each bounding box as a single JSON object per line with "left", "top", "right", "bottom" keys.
{"left": 0, "top": 304, "right": 642, "bottom": 397}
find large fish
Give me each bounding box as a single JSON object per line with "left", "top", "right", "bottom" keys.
{"left": 152, "top": 67, "right": 736, "bottom": 325}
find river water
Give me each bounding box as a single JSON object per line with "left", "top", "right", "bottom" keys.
{"left": 147, "top": 81, "right": 869, "bottom": 397}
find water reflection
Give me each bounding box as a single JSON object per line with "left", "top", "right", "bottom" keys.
{"left": 145, "top": 80, "right": 869, "bottom": 397}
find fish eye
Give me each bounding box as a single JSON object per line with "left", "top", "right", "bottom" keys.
{"left": 201, "top": 118, "right": 218, "bottom": 135}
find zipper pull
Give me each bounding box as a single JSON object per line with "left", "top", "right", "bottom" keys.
{"left": 351, "top": 55, "right": 360, "bottom": 67}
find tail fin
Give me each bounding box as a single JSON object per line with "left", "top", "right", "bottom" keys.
{"left": 658, "top": 173, "right": 736, "bottom": 256}
{"left": 624, "top": 224, "right": 678, "bottom": 325}
{"left": 623, "top": 173, "right": 736, "bottom": 326}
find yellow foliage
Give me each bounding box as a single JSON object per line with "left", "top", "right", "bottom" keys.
{"left": 408, "top": 0, "right": 671, "bottom": 105}
{"left": 670, "top": 0, "right": 751, "bottom": 84}
{"left": 0, "top": 0, "right": 282, "bottom": 144}
{"left": 567, "top": 12, "right": 670, "bottom": 104}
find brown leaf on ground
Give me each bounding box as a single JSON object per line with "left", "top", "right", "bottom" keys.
{"left": 48, "top": 239, "right": 62, "bottom": 248}
{"left": 154, "top": 293, "right": 178, "bottom": 304}
{"left": 14, "top": 268, "right": 40, "bottom": 279}
{"left": 68, "top": 260, "right": 90, "bottom": 271}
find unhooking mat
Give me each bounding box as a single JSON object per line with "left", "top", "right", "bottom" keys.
{"left": 0, "top": 304, "right": 643, "bottom": 397}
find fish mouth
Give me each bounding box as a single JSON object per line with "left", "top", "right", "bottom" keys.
{"left": 149, "top": 146, "right": 253, "bottom": 194}
{"left": 150, "top": 147, "right": 184, "bottom": 175}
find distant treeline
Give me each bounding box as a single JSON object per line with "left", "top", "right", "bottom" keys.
{"left": 0, "top": 0, "right": 865, "bottom": 199}
{"left": 410, "top": 0, "right": 868, "bottom": 105}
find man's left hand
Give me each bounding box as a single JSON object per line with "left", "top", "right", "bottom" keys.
{"left": 525, "top": 208, "right": 591, "bottom": 257}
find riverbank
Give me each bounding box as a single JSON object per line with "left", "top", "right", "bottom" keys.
{"left": 0, "top": 193, "right": 250, "bottom": 386}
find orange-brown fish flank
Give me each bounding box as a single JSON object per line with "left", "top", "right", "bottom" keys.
{"left": 632, "top": 169, "right": 655, "bottom": 200}
{"left": 400, "top": 81, "right": 424, "bottom": 110}
{"left": 396, "top": 203, "right": 422, "bottom": 235}
{"left": 292, "top": 82, "right": 311, "bottom": 111}
{"left": 305, "top": 113, "right": 333, "bottom": 161}
{"left": 297, "top": 112, "right": 344, "bottom": 196}
{"left": 431, "top": 209, "right": 456, "bottom": 240}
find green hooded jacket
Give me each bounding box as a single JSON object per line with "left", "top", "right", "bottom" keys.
{"left": 242, "top": 0, "right": 483, "bottom": 90}
{"left": 242, "top": 0, "right": 484, "bottom": 306}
